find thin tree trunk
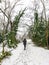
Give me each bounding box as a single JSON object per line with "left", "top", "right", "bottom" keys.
{"left": 45, "top": 19, "right": 48, "bottom": 48}
{"left": 2, "top": 42, "right": 4, "bottom": 54}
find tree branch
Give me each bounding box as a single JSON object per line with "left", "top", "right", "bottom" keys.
{"left": 40, "top": 0, "right": 46, "bottom": 20}
{"left": 0, "top": 8, "right": 8, "bottom": 18}
{"left": 10, "top": 0, "right": 20, "bottom": 14}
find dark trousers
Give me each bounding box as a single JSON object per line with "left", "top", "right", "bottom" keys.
{"left": 24, "top": 45, "right": 26, "bottom": 50}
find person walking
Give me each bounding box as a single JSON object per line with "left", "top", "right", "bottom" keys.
{"left": 23, "top": 38, "right": 27, "bottom": 50}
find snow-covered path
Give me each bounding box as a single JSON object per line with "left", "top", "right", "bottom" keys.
{"left": 1, "top": 39, "right": 49, "bottom": 65}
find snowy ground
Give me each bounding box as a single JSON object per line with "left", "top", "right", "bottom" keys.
{"left": 0, "top": 39, "right": 49, "bottom": 65}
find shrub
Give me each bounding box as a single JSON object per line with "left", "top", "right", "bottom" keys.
{"left": 29, "top": 11, "right": 47, "bottom": 47}
{"left": 0, "top": 51, "right": 11, "bottom": 62}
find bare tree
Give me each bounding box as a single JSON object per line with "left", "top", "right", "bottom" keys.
{"left": 0, "top": 0, "right": 21, "bottom": 53}
{"left": 0, "top": 0, "right": 21, "bottom": 33}
{"left": 40, "top": 0, "right": 46, "bottom": 20}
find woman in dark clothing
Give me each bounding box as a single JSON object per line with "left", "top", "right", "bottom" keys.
{"left": 23, "top": 38, "right": 27, "bottom": 50}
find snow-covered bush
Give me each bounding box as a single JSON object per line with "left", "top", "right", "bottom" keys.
{"left": 0, "top": 51, "right": 11, "bottom": 62}
{"left": 29, "top": 10, "right": 48, "bottom": 48}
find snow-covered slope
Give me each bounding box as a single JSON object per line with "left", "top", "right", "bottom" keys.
{"left": 1, "top": 39, "right": 49, "bottom": 65}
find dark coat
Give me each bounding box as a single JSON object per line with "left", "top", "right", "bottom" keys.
{"left": 23, "top": 38, "right": 27, "bottom": 46}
